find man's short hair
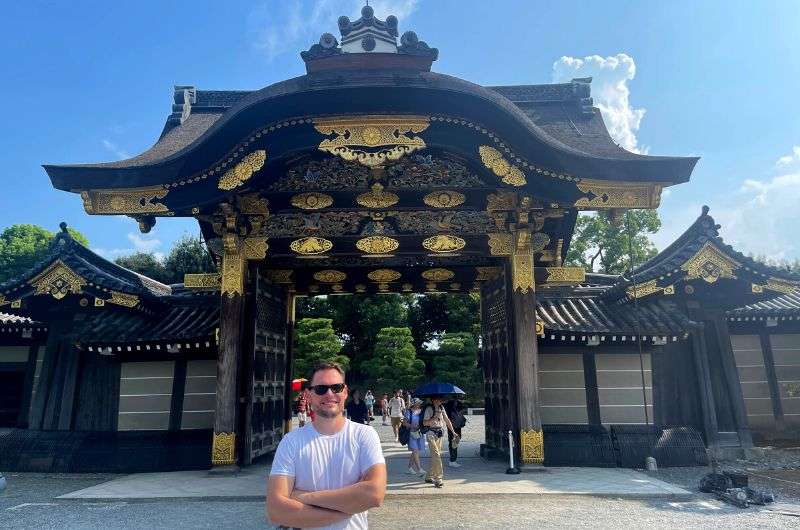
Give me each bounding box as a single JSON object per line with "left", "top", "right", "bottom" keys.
{"left": 308, "top": 361, "right": 346, "bottom": 384}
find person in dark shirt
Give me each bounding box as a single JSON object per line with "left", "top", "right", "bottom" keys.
{"left": 444, "top": 398, "right": 466, "bottom": 467}
{"left": 345, "top": 389, "right": 370, "bottom": 424}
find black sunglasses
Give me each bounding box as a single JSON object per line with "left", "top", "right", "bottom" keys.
{"left": 310, "top": 383, "right": 346, "bottom": 395}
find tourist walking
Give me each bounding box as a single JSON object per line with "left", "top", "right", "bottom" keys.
{"left": 380, "top": 393, "right": 389, "bottom": 425}
{"left": 346, "top": 389, "right": 370, "bottom": 424}
{"left": 445, "top": 398, "right": 466, "bottom": 468}
{"left": 403, "top": 398, "right": 427, "bottom": 476}
{"left": 296, "top": 388, "right": 309, "bottom": 428}
{"left": 421, "top": 396, "right": 457, "bottom": 488}
{"left": 364, "top": 390, "right": 376, "bottom": 423}
{"left": 267, "top": 361, "right": 387, "bottom": 529}
{"left": 388, "top": 390, "right": 406, "bottom": 442}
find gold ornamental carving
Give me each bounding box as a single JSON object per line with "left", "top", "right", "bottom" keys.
{"left": 28, "top": 261, "right": 86, "bottom": 300}
{"left": 221, "top": 250, "right": 245, "bottom": 297}
{"left": 765, "top": 277, "right": 798, "bottom": 295}
{"left": 423, "top": 190, "right": 466, "bottom": 209}
{"left": 475, "top": 267, "right": 502, "bottom": 282}
{"left": 478, "top": 146, "right": 527, "bottom": 187}
{"left": 184, "top": 273, "right": 222, "bottom": 290}
{"left": 681, "top": 242, "right": 740, "bottom": 284}
{"left": 511, "top": 231, "right": 534, "bottom": 294}
{"left": 313, "top": 270, "right": 347, "bottom": 283}
{"left": 422, "top": 235, "right": 466, "bottom": 253}
{"left": 356, "top": 236, "right": 399, "bottom": 254}
{"left": 218, "top": 150, "right": 267, "bottom": 191}
{"left": 290, "top": 237, "right": 333, "bottom": 255}
{"left": 520, "top": 429, "right": 544, "bottom": 464}
{"left": 211, "top": 432, "right": 236, "bottom": 466}
{"left": 574, "top": 179, "right": 662, "bottom": 209}
{"left": 237, "top": 193, "right": 270, "bottom": 215}
{"left": 536, "top": 320, "right": 545, "bottom": 337}
{"left": 367, "top": 269, "right": 402, "bottom": 283}
{"left": 356, "top": 184, "right": 399, "bottom": 208}
{"left": 488, "top": 233, "right": 512, "bottom": 256}
{"left": 544, "top": 267, "right": 586, "bottom": 284}
{"left": 626, "top": 279, "right": 664, "bottom": 299}
{"left": 291, "top": 192, "right": 333, "bottom": 210}
{"left": 486, "top": 191, "right": 517, "bottom": 211}
{"left": 314, "top": 115, "right": 430, "bottom": 167}
{"left": 264, "top": 270, "right": 294, "bottom": 284}
{"left": 243, "top": 237, "right": 268, "bottom": 260}
{"left": 107, "top": 291, "right": 139, "bottom": 308}
{"left": 81, "top": 186, "right": 170, "bottom": 215}
{"left": 421, "top": 268, "right": 455, "bottom": 282}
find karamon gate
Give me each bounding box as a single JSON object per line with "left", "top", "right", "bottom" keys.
{"left": 38, "top": 7, "right": 701, "bottom": 468}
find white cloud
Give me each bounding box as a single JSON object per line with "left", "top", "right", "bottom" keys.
{"left": 93, "top": 232, "right": 164, "bottom": 261}
{"left": 776, "top": 145, "right": 800, "bottom": 167}
{"left": 101, "top": 139, "right": 130, "bottom": 160}
{"left": 552, "top": 54, "right": 648, "bottom": 154}
{"left": 248, "top": 0, "right": 419, "bottom": 60}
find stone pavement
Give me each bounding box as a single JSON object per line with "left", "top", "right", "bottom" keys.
{"left": 59, "top": 416, "right": 689, "bottom": 500}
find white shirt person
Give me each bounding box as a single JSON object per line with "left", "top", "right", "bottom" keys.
{"left": 267, "top": 363, "right": 387, "bottom": 529}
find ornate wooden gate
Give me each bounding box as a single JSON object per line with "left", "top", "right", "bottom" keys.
{"left": 242, "top": 270, "right": 288, "bottom": 464}
{"left": 480, "top": 266, "right": 518, "bottom": 456}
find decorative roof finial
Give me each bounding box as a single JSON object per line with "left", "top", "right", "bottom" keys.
{"left": 59, "top": 222, "right": 69, "bottom": 233}
{"left": 301, "top": 5, "right": 437, "bottom": 65}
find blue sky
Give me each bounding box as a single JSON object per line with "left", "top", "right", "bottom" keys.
{"left": 2, "top": 0, "right": 799, "bottom": 261}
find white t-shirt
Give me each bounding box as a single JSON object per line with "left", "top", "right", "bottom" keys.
{"left": 270, "top": 419, "right": 385, "bottom": 530}
{"left": 388, "top": 397, "right": 405, "bottom": 417}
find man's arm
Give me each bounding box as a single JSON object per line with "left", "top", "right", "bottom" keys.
{"left": 292, "top": 463, "right": 387, "bottom": 515}
{"left": 267, "top": 475, "right": 350, "bottom": 528}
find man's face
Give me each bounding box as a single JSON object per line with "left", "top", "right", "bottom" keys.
{"left": 309, "top": 369, "right": 347, "bottom": 419}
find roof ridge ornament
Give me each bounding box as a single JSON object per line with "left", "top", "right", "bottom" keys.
{"left": 301, "top": 4, "right": 437, "bottom": 69}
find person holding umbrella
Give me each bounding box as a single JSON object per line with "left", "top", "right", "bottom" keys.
{"left": 420, "top": 395, "right": 457, "bottom": 488}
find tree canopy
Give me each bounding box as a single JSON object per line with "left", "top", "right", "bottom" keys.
{"left": 430, "top": 332, "right": 483, "bottom": 404}
{"left": 566, "top": 210, "right": 661, "bottom": 274}
{"left": 292, "top": 318, "right": 349, "bottom": 380}
{"left": 0, "top": 224, "right": 89, "bottom": 283}
{"left": 361, "top": 327, "right": 424, "bottom": 394}
{"left": 114, "top": 235, "right": 216, "bottom": 284}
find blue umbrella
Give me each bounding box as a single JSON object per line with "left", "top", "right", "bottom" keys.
{"left": 413, "top": 382, "right": 466, "bottom": 397}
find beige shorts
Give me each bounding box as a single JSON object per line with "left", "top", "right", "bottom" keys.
{"left": 391, "top": 417, "right": 403, "bottom": 428}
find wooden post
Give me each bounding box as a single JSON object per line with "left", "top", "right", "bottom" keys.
{"left": 169, "top": 358, "right": 188, "bottom": 432}
{"left": 17, "top": 343, "right": 40, "bottom": 428}
{"left": 582, "top": 353, "right": 601, "bottom": 426}
{"left": 688, "top": 321, "right": 720, "bottom": 447}
{"left": 211, "top": 223, "right": 246, "bottom": 470}
{"left": 711, "top": 313, "right": 753, "bottom": 447}
{"left": 509, "top": 228, "right": 543, "bottom": 465}
{"left": 759, "top": 328, "right": 785, "bottom": 430}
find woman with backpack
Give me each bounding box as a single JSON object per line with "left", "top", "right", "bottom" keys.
{"left": 402, "top": 398, "right": 427, "bottom": 476}
{"left": 421, "top": 395, "right": 457, "bottom": 488}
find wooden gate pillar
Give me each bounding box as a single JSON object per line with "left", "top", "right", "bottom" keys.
{"left": 283, "top": 292, "right": 296, "bottom": 434}
{"left": 509, "top": 227, "right": 544, "bottom": 465}
{"left": 212, "top": 216, "right": 246, "bottom": 469}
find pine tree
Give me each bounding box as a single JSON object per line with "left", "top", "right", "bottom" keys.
{"left": 430, "top": 332, "right": 483, "bottom": 403}
{"left": 292, "top": 318, "right": 349, "bottom": 379}
{"left": 361, "top": 327, "right": 425, "bottom": 394}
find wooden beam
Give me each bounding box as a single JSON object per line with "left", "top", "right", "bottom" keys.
{"left": 711, "top": 314, "right": 753, "bottom": 447}
{"left": 28, "top": 322, "right": 65, "bottom": 430}
{"left": 169, "top": 358, "right": 188, "bottom": 432}
{"left": 688, "top": 321, "right": 720, "bottom": 447}
{"left": 759, "top": 328, "right": 785, "bottom": 430}
{"left": 57, "top": 347, "right": 81, "bottom": 430}
{"left": 17, "top": 343, "right": 40, "bottom": 428}
{"left": 582, "top": 352, "right": 601, "bottom": 426}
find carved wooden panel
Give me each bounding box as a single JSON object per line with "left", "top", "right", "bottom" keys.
{"left": 480, "top": 267, "right": 517, "bottom": 454}
{"left": 246, "top": 272, "right": 287, "bottom": 461}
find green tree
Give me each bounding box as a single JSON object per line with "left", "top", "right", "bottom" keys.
{"left": 430, "top": 332, "right": 483, "bottom": 404}
{"left": 115, "top": 252, "right": 168, "bottom": 283}
{"left": 566, "top": 210, "right": 661, "bottom": 274}
{"left": 162, "top": 235, "right": 216, "bottom": 283}
{"left": 0, "top": 224, "right": 88, "bottom": 283}
{"left": 361, "top": 327, "right": 424, "bottom": 394}
{"left": 408, "top": 293, "right": 480, "bottom": 353}
{"left": 293, "top": 318, "right": 349, "bottom": 379}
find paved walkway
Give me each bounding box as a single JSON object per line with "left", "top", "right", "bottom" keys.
{"left": 59, "top": 417, "right": 688, "bottom": 500}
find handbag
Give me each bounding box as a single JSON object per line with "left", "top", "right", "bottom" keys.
{"left": 398, "top": 411, "right": 411, "bottom": 445}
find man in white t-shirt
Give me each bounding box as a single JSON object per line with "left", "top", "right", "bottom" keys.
{"left": 267, "top": 362, "right": 387, "bottom": 529}
{"left": 388, "top": 390, "right": 406, "bottom": 442}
